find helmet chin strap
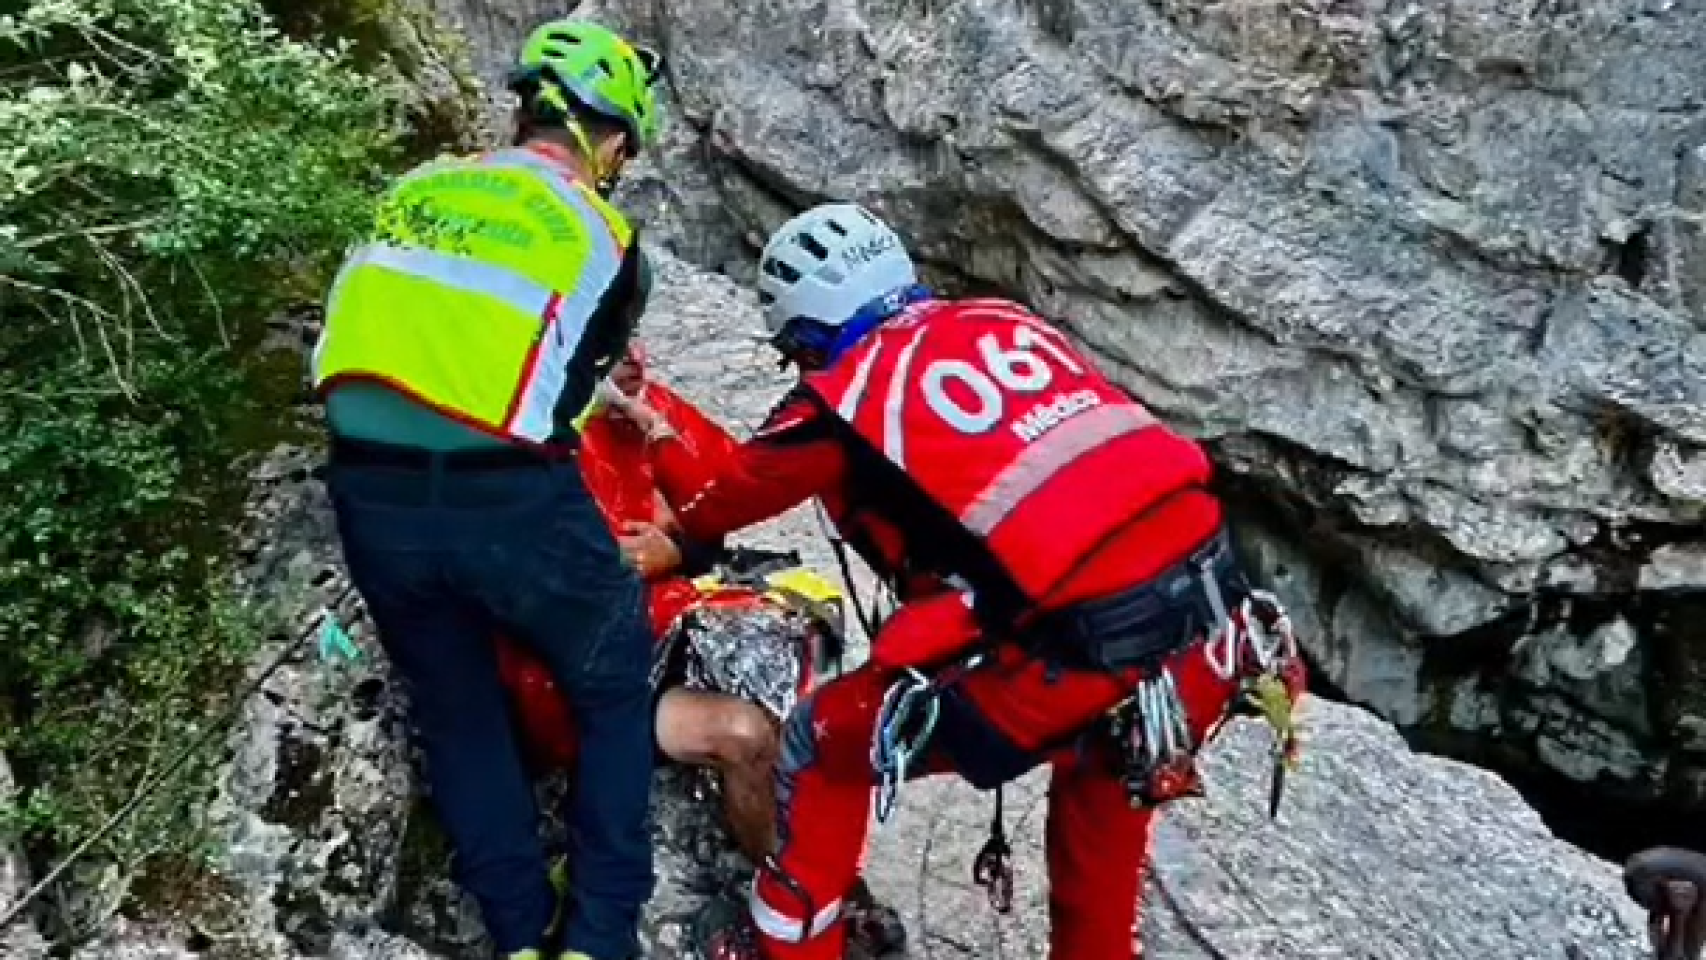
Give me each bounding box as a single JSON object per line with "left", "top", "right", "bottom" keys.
{"left": 774, "top": 284, "right": 934, "bottom": 371}
{"left": 824, "top": 284, "right": 934, "bottom": 363}
{"left": 562, "top": 116, "right": 619, "bottom": 195}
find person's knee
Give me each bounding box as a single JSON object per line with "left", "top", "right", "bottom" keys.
{"left": 657, "top": 691, "right": 778, "bottom": 767}
{"left": 707, "top": 703, "right": 778, "bottom": 769}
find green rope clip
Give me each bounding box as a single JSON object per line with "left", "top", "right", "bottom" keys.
{"left": 318, "top": 614, "right": 361, "bottom": 663}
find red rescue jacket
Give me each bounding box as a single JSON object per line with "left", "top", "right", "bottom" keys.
{"left": 580, "top": 380, "right": 740, "bottom": 545}
{"left": 662, "top": 297, "right": 1223, "bottom": 665}
{"left": 804, "top": 297, "right": 1217, "bottom": 616}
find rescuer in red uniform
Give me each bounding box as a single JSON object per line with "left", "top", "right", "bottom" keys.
{"left": 643, "top": 203, "right": 1290, "bottom": 960}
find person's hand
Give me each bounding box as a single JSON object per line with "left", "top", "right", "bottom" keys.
{"left": 600, "top": 382, "right": 676, "bottom": 440}
{"left": 594, "top": 376, "right": 629, "bottom": 410}
{"left": 618, "top": 521, "right": 682, "bottom": 579}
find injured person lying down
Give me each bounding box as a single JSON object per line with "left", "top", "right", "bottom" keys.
{"left": 494, "top": 342, "right": 905, "bottom": 954}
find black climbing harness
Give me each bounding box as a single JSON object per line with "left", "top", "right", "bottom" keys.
{"left": 814, "top": 499, "right": 889, "bottom": 647}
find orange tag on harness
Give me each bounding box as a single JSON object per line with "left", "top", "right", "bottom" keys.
{"left": 1145, "top": 752, "right": 1205, "bottom": 806}
{"left": 1279, "top": 655, "right": 1308, "bottom": 706}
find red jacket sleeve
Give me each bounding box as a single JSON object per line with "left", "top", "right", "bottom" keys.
{"left": 644, "top": 383, "right": 739, "bottom": 508}
{"left": 658, "top": 386, "right": 849, "bottom": 543}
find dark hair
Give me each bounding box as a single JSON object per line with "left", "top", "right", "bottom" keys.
{"left": 513, "top": 84, "right": 629, "bottom": 147}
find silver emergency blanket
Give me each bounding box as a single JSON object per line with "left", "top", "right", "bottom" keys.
{"left": 672, "top": 604, "right": 823, "bottom": 722}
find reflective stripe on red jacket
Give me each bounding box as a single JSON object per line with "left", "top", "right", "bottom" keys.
{"left": 580, "top": 379, "right": 739, "bottom": 534}
{"left": 802, "top": 297, "right": 1218, "bottom": 618}
{"left": 666, "top": 298, "right": 1223, "bottom": 634}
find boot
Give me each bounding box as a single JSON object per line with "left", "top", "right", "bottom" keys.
{"left": 692, "top": 895, "right": 766, "bottom": 960}
{"left": 507, "top": 858, "right": 577, "bottom": 960}
{"left": 844, "top": 877, "right": 907, "bottom": 957}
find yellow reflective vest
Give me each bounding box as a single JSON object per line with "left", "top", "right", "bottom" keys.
{"left": 312, "top": 147, "right": 633, "bottom": 443}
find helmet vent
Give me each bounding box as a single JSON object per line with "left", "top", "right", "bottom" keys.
{"left": 634, "top": 47, "right": 663, "bottom": 86}
{"left": 799, "top": 233, "right": 830, "bottom": 259}
{"left": 826, "top": 219, "right": 848, "bottom": 236}
{"left": 762, "top": 256, "right": 801, "bottom": 284}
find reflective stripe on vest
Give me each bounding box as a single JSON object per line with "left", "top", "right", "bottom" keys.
{"left": 312, "top": 149, "right": 629, "bottom": 442}
{"left": 341, "top": 243, "right": 557, "bottom": 317}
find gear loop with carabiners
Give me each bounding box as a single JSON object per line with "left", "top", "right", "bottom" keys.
{"left": 870, "top": 666, "right": 940, "bottom": 825}
{"left": 1205, "top": 588, "right": 1298, "bottom": 681}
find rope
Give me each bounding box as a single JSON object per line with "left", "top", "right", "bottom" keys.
{"left": 813, "top": 498, "right": 886, "bottom": 642}
{"left": 0, "top": 589, "right": 356, "bottom": 932}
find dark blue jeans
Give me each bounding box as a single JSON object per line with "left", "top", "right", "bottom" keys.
{"left": 327, "top": 453, "right": 655, "bottom": 957}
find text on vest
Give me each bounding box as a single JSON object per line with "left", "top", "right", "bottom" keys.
{"left": 920, "top": 324, "right": 1091, "bottom": 442}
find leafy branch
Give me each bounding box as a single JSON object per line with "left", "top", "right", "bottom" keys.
{"left": 0, "top": 0, "right": 423, "bottom": 940}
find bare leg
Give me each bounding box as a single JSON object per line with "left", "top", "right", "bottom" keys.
{"left": 656, "top": 686, "right": 906, "bottom": 956}
{"left": 719, "top": 743, "right": 780, "bottom": 864}
{"left": 655, "top": 687, "right": 780, "bottom": 865}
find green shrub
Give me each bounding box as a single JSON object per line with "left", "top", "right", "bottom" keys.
{"left": 0, "top": 0, "right": 409, "bottom": 928}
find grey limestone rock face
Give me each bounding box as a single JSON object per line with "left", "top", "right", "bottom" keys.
{"left": 866, "top": 701, "right": 1651, "bottom": 959}
{"left": 1143, "top": 702, "right": 1648, "bottom": 960}
{"left": 510, "top": 0, "right": 1706, "bottom": 825}
{"left": 37, "top": 0, "right": 1705, "bottom": 946}
{"left": 58, "top": 247, "right": 1653, "bottom": 958}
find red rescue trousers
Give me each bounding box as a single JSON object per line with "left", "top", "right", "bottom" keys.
{"left": 749, "top": 623, "right": 1240, "bottom": 959}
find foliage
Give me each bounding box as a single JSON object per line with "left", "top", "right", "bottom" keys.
{"left": 0, "top": 0, "right": 407, "bottom": 930}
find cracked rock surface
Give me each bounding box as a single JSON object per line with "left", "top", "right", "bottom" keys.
{"left": 532, "top": 0, "right": 1706, "bottom": 828}
{"left": 0, "top": 754, "right": 51, "bottom": 960}
{"left": 100, "top": 248, "right": 1639, "bottom": 959}
{"left": 53, "top": 0, "right": 1703, "bottom": 952}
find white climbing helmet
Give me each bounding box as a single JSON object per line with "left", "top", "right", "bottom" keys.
{"left": 756, "top": 202, "right": 918, "bottom": 337}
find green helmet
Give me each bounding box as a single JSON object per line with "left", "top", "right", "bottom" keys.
{"left": 509, "top": 19, "right": 663, "bottom": 154}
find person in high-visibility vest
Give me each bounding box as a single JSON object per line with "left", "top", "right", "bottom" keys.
{"left": 310, "top": 18, "right": 670, "bottom": 960}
